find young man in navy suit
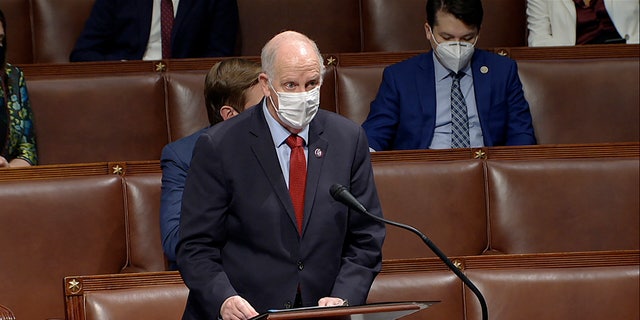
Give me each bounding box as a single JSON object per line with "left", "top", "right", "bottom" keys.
{"left": 177, "top": 31, "right": 385, "bottom": 319}
{"left": 362, "top": 0, "right": 536, "bottom": 151}
{"left": 70, "top": 0, "right": 238, "bottom": 61}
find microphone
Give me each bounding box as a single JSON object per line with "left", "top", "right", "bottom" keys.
{"left": 330, "top": 184, "right": 488, "bottom": 320}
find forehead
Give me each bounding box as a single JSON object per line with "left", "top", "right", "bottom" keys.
{"left": 273, "top": 43, "right": 321, "bottom": 80}
{"left": 433, "top": 10, "right": 478, "bottom": 36}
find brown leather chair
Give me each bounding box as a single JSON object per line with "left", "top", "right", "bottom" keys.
{"left": 465, "top": 257, "right": 640, "bottom": 320}
{"left": 27, "top": 73, "right": 168, "bottom": 164}
{"left": 30, "top": 0, "right": 95, "bottom": 63}
{"left": 64, "top": 271, "right": 187, "bottom": 320}
{"left": 372, "top": 159, "right": 488, "bottom": 259}
{"left": 236, "top": 0, "right": 361, "bottom": 56}
{"left": 165, "top": 70, "right": 210, "bottom": 142}
{"left": 2, "top": 0, "right": 34, "bottom": 64}
{"left": 368, "top": 270, "right": 463, "bottom": 320}
{"left": 360, "top": 0, "right": 527, "bottom": 52}
{"left": 486, "top": 158, "right": 640, "bottom": 254}
{"left": 123, "top": 173, "right": 166, "bottom": 272}
{"left": 518, "top": 58, "right": 640, "bottom": 144}
{"left": 0, "top": 175, "right": 128, "bottom": 320}
{"left": 335, "top": 65, "right": 385, "bottom": 125}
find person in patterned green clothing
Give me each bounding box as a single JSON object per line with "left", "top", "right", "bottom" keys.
{"left": 0, "top": 9, "right": 37, "bottom": 168}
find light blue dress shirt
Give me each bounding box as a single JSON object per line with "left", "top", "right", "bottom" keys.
{"left": 263, "top": 101, "right": 309, "bottom": 188}
{"left": 429, "top": 54, "right": 484, "bottom": 149}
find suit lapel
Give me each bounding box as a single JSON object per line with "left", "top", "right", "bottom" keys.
{"left": 302, "top": 115, "right": 328, "bottom": 234}
{"left": 138, "top": 0, "right": 154, "bottom": 44}
{"left": 417, "top": 53, "right": 438, "bottom": 149}
{"left": 470, "top": 51, "right": 493, "bottom": 146}
{"left": 173, "top": 0, "right": 192, "bottom": 36}
{"left": 248, "top": 105, "right": 299, "bottom": 231}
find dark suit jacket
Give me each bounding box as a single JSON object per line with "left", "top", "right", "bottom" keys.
{"left": 160, "top": 127, "right": 207, "bottom": 268}
{"left": 362, "top": 50, "right": 537, "bottom": 151}
{"left": 177, "top": 103, "right": 385, "bottom": 319}
{"left": 70, "top": 0, "right": 238, "bottom": 62}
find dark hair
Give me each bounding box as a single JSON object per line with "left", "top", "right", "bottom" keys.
{"left": 426, "top": 0, "right": 483, "bottom": 30}
{"left": 204, "top": 58, "right": 262, "bottom": 125}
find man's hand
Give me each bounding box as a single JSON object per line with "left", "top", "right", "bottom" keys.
{"left": 318, "top": 297, "right": 347, "bottom": 307}
{"left": 220, "top": 295, "right": 259, "bottom": 320}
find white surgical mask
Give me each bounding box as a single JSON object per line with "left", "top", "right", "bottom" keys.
{"left": 269, "top": 84, "right": 320, "bottom": 129}
{"left": 431, "top": 30, "right": 477, "bottom": 72}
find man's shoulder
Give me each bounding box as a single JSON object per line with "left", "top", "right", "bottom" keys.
{"left": 162, "top": 127, "right": 208, "bottom": 158}
{"left": 386, "top": 52, "right": 430, "bottom": 71}
{"left": 473, "top": 49, "right": 516, "bottom": 66}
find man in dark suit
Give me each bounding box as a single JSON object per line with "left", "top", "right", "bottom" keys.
{"left": 177, "top": 31, "right": 385, "bottom": 320}
{"left": 70, "top": 0, "right": 238, "bottom": 62}
{"left": 362, "top": 0, "right": 536, "bottom": 151}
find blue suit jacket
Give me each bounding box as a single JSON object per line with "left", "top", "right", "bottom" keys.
{"left": 159, "top": 127, "right": 207, "bottom": 268}
{"left": 177, "top": 104, "right": 385, "bottom": 319}
{"left": 362, "top": 50, "right": 536, "bottom": 151}
{"left": 70, "top": 0, "right": 238, "bottom": 61}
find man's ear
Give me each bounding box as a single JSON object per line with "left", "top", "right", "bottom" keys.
{"left": 220, "top": 106, "right": 238, "bottom": 121}
{"left": 424, "top": 23, "right": 432, "bottom": 41}
{"left": 259, "top": 73, "right": 271, "bottom": 97}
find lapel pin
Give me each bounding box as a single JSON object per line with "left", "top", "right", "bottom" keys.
{"left": 314, "top": 148, "right": 323, "bottom": 158}
{"left": 480, "top": 66, "right": 489, "bottom": 74}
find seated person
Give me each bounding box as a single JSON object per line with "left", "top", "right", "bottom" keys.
{"left": 0, "top": 9, "right": 37, "bottom": 168}
{"left": 70, "top": 0, "right": 239, "bottom": 62}
{"left": 362, "top": 0, "right": 536, "bottom": 151}
{"left": 160, "top": 58, "right": 263, "bottom": 268}
{"left": 527, "top": 0, "right": 639, "bottom": 46}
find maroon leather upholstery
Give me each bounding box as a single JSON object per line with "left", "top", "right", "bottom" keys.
{"left": 367, "top": 271, "right": 464, "bottom": 320}
{"left": 465, "top": 264, "right": 640, "bottom": 320}
{"left": 2, "top": 0, "right": 33, "bottom": 64}
{"left": 123, "top": 173, "right": 166, "bottom": 272}
{"left": 27, "top": 73, "right": 168, "bottom": 164}
{"left": 0, "top": 175, "right": 128, "bottom": 320}
{"left": 335, "top": 65, "right": 384, "bottom": 125}
{"left": 518, "top": 58, "right": 640, "bottom": 144}
{"left": 236, "top": 0, "right": 361, "bottom": 56}
{"left": 165, "top": 71, "right": 210, "bottom": 141}
{"left": 30, "top": 0, "right": 95, "bottom": 63}
{"left": 486, "top": 158, "right": 640, "bottom": 254}
{"left": 373, "top": 160, "right": 488, "bottom": 259}
{"left": 360, "top": 0, "right": 527, "bottom": 52}
{"left": 84, "top": 284, "right": 188, "bottom": 320}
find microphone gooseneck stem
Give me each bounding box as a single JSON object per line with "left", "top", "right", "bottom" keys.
{"left": 360, "top": 209, "right": 488, "bottom": 320}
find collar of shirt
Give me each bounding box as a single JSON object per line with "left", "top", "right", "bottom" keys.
{"left": 432, "top": 53, "right": 472, "bottom": 82}
{"left": 262, "top": 100, "right": 309, "bottom": 148}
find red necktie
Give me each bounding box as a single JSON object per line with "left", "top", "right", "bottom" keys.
{"left": 161, "top": 0, "right": 174, "bottom": 59}
{"left": 285, "top": 135, "right": 306, "bottom": 234}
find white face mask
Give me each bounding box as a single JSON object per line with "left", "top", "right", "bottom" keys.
{"left": 431, "top": 30, "right": 477, "bottom": 72}
{"left": 269, "top": 84, "right": 320, "bottom": 129}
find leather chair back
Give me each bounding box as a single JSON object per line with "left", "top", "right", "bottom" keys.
{"left": 236, "top": 0, "right": 361, "bottom": 56}
{"left": 27, "top": 73, "right": 168, "bottom": 164}
{"left": 30, "top": 0, "right": 95, "bottom": 63}
{"left": 2, "top": 0, "right": 34, "bottom": 64}
{"left": 486, "top": 158, "right": 640, "bottom": 254}
{"left": 372, "top": 160, "right": 488, "bottom": 259}
{"left": 518, "top": 58, "right": 640, "bottom": 144}
{"left": 0, "top": 175, "right": 127, "bottom": 320}
{"left": 360, "top": 0, "right": 527, "bottom": 52}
